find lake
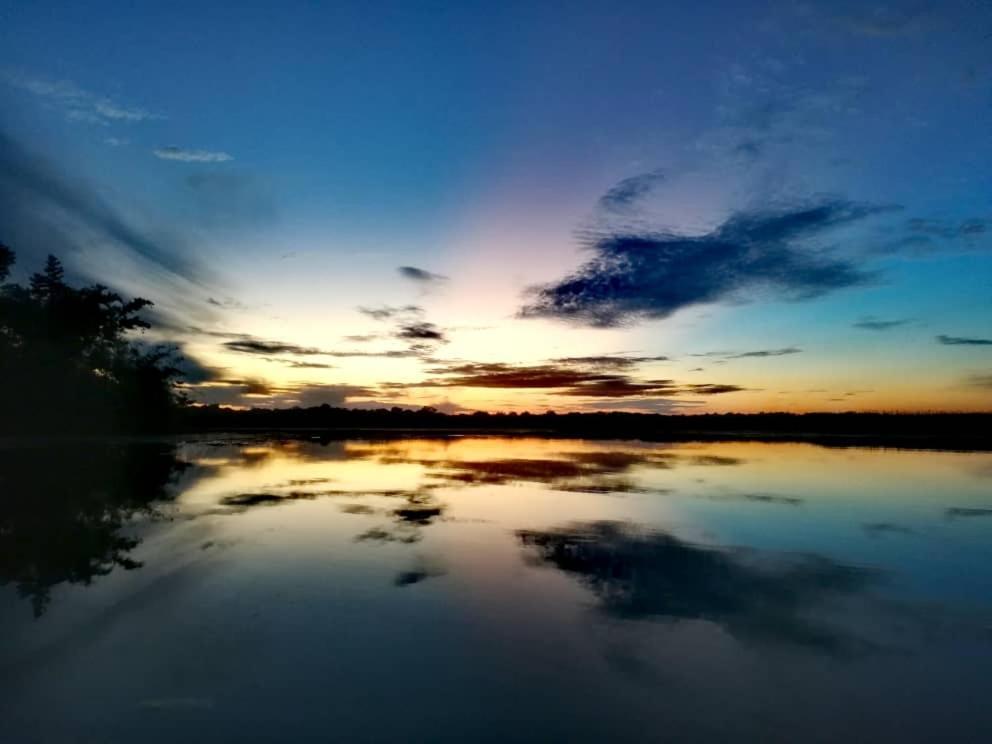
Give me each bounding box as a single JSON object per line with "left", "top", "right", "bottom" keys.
{"left": 2, "top": 435, "right": 992, "bottom": 742}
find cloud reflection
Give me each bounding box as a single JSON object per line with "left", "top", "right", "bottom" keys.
{"left": 518, "top": 521, "right": 876, "bottom": 653}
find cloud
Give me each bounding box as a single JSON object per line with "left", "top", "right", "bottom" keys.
{"left": 358, "top": 304, "right": 422, "bottom": 321}
{"left": 185, "top": 379, "right": 375, "bottom": 408}
{"left": 173, "top": 350, "right": 224, "bottom": 383}
{"left": 598, "top": 169, "right": 665, "bottom": 212}
{"left": 879, "top": 217, "right": 991, "bottom": 255}
{"left": 189, "top": 328, "right": 425, "bottom": 360}
{"left": 396, "top": 321, "right": 446, "bottom": 342}
{"left": 104, "top": 137, "right": 129, "bottom": 147}
{"left": 690, "top": 347, "right": 802, "bottom": 360}
{"left": 945, "top": 507, "right": 992, "bottom": 519}
{"left": 0, "top": 130, "right": 203, "bottom": 285}
{"left": 223, "top": 338, "right": 325, "bottom": 355}
{"left": 520, "top": 199, "right": 887, "bottom": 327}
{"left": 726, "top": 347, "right": 802, "bottom": 359}
{"left": 264, "top": 358, "right": 335, "bottom": 369}
{"left": 853, "top": 317, "right": 909, "bottom": 331}
{"left": 398, "top": 266, "right": 448, "bottom": 283}
{"left": 285, "top": 384, "right": 377, "bottom": 407}
{"left": 551, "top": 355, "right": 670, "bottom": 369}
{"left": 938, "top": 335, "right": 992, "bottom": 346}
{"left": 2, "top": 70, "right": 161, "bottom": 125}
{"left": 965, "top": 374, "right": 992, "bottom": 389}
{"left": 154, "top": 147, "right": 233, "bottom": 163}
{"left": 405, "top": 361, "right": 746, "bottom": 398}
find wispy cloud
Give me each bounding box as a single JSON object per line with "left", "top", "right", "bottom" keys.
{"left": 358, "top": 305, "right": 422, "bottom": 321}
{"left": 965, "top": 374, "right": 992, "bottom": 389}
{"left": 0, "top": 129, "right": 203, "bottom": 285}
{"left": 551, "top": 355, "right": 670, "bottom": 370}
{"left": 730, "top": 348, "right": 801, "bottom": 359}
{"left": 690, "top": 347, "right": 802, "bottom": 360}
{"left": 853, "top": 317, "right": 910, "bottom": 331}
{"left": 938, "top": 335, "right": 992, "bottom": 346}
{"left": 223, "top": 338, "right": 325, "bottom": 355}
{"left": 398, "top": 266, "right": 448, "bottom": 283}
{"left": 2, "top": 70, "right": 161, "bottom": 125}
{"left": 154, "top": 146, "right": 233, "bottom": 163}
{"left": 521, "top": 198, "right": 889, "bottom": 327}
{"left": 597, "top": 169, "right": 665, "bottom": 212}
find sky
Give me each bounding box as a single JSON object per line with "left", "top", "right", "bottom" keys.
{"left": 1, "top": 0, "right": 991, "bottom": 413}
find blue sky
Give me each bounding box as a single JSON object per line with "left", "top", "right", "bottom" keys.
{"left": 1, "top": 0, "right": 990, "bottom": 412}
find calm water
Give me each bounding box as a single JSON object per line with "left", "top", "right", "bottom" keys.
{"left": 2, "top": 435, "right": 992, "bottom": 742}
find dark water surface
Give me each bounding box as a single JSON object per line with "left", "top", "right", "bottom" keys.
{"left": 2, "top": 435, "right": 992, "bottom": 742}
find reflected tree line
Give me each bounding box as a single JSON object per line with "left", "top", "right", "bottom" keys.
{"left": 0, "top": 246, "right": 186, "bottom": 433}
{"left": 0, "top": 441, "right": 186, "bottom": 616}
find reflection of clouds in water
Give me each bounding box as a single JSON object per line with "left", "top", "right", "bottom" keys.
{"left": 945, "top": 507, "right": 992, "bottom": 519}
{"left": 518, "top": 521, "right": 877, "bottom": 654}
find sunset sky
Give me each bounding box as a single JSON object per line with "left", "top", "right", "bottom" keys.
{"left": 1, "top": 0, "right": 990, "bottom": 413}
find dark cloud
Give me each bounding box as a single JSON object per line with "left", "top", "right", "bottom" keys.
{"left": 174, "top": 350, "right": 224, "bottom": 383}
{"left": 398, "top": 266, "right": 448, "bottom": 283}
{"left": 518, "top": 521, "right": 875, "bottom": 651}
{"left": 597, "top": 169, "right": 665, "bottom": 212}
{"left": 880, "top": 217, "right": 991, "bottom": 255}
{"left": 287, "top": 384, "right": 377, "bottom": 407}
{"left": 853, "top": 317, "right": 910, "bottom": 331}
{"left": 358, "top": 304, "right": 422, "bottom": 321}
{"left": 691, "top": 347, "right": 802, "bottom": 360}
{"left": 908, "top": 217, "right": 989, "bottom": 239}
{"left": 265, "top": 358, "right": 335, "bottom": 369}
{"left": 0, "top": 130, "right": 204, "bottom": 285}
{"left": 938, "top": 334, "right": 992, "bottom": 346}
{"left": 188, "top": 328, "right": 421, "bottom": 359}
{"left": 185, "top": 379, "right": 375, "bottom": 408}
{"left": 409, "top": 361, "right": 745, "bottom": 398}
{"left": 727, "top": 347, "right": 802, "bottom": 359}
{"left": 863, "top": 522, "right": 916, "bottom": 538}
{"left": 521, "top": 199, "right": 887, "bottom": 327}
{"left": 551, "top": 355, "right": 670, "bottom": 369}
{"left": 223, "top": 339, "right": 325, "bottom": 355}
{"left": 945, "top": 507, "right": 992, "bottom": 519}
{"left": 186, "top": 379, "right": 281, "bottom": 406}
{"left": 396, "top": 321, "right": 446, "bottom": 342}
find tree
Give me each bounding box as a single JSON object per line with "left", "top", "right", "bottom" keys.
{"left": 0, "top": 247, "right": 187, "bottom": 433}
{"left": 0, "top": 243, "right": 13, "bottom": 281}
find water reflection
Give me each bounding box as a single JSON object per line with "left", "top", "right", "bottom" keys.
{"left": 0, "top": 441, "right": 185, "bottom": 617}
{"left": 2, "top": 436, "right": 992, "bottom": 741}
{"left": 518, "top": 521, "right": 874, "bottom": 653}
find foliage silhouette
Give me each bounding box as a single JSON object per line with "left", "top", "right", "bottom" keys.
{"left": 0, "top": 247, "right": 186, "bottom": 433}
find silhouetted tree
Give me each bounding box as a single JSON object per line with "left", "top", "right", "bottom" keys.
{"left": 0, "top": 248, "right": 186, "bottom": 433}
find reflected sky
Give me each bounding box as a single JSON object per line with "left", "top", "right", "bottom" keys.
{"left": 2, "top": 436, "right": 992, "bottom": 741}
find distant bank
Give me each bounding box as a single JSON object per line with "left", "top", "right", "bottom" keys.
{"left": 181, "top": 408, "right": 992, "bottom": 451}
